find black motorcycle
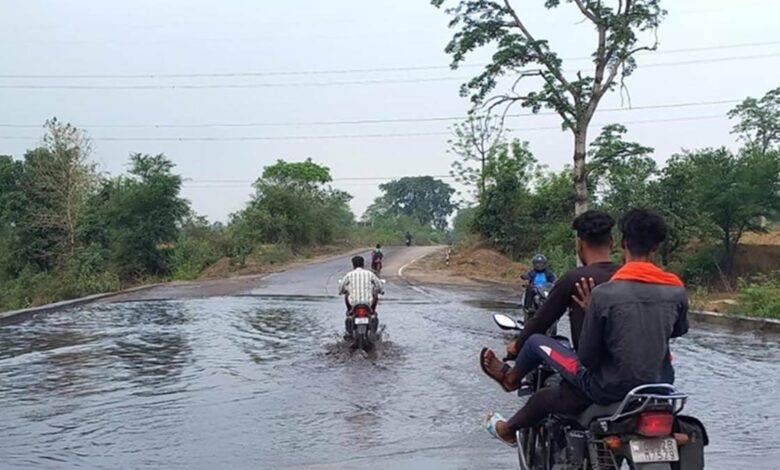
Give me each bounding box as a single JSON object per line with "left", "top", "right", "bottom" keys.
{"left": 347, "top": 304, "right": 379, "bottom": 350}
{"left": 493, "top": 313, "right": 708, "bottom": 470}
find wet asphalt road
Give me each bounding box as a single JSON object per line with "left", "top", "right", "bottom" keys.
{"left": 0, "top": 247, "right": 778, "bottom": 469}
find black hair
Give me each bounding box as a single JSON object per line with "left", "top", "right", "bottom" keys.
{"left": 618, "top": 208, "right": 668, "bottom": 256}
{"left": 572, "top": 210, "right": 615, "bottom": 247}
{"left": 352, "top": 256, "right": 365, "bottom": 268}
{"left": 376, "top": 244, "right": 381, "bottom": 249}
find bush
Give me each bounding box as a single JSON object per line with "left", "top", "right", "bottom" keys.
{"left": 679, "top": 246, "right": 721, "bottom": 286}
{"left": 171, "top": 234, "right": 222, "bottom": 280}
{"left": 736, "top": 274, "right": 780, "bottom": 319}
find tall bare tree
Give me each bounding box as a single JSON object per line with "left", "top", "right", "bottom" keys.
{"left": 433, "top": 0, "right": 666, "bottom": 215}
{"left": 448, "top": 113, "right": 504, "bottom": 201}
{"left": 23, "top": 118, "right": 97, "bottom": 265}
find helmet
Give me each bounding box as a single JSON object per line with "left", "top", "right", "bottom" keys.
{"left": 376, "top": 244, "right": 381, "bottom": 249}
{"left": 532, "top": 254, "right": 547, "bottom": 271}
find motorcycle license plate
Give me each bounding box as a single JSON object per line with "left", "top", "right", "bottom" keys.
{"left": 355, "top": 317, "right": 370, "bottom": 325}
{"left": 629, "top": 438, "right": 679, "bottom": 463}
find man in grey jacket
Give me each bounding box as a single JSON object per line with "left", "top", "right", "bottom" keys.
{"left": 484, "top": 208, "right": 689, "bottom": 445}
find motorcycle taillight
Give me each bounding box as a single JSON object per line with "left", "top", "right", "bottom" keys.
{"left": 355, "top": 307, "right": 370, "bottom": 318}
{"left": 637, "top": 411, "right": 674, "bottom": 437}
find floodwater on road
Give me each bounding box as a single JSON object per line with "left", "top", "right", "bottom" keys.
{"left": 0, "top": 268, "right": 778, "bottom": 469}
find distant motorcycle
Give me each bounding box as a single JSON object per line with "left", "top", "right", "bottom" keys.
{"left": 492, "top": 313, "right": 708, "bottom": 470}
{"left": 371, "top": 258, "right": 383, "bottom": 276}
{"left": 405, "top": 238, "right": 412, "bottom": 247}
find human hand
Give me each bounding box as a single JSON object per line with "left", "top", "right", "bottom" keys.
{"left": 572, "top": 277, "right": 596, "bottom": 310}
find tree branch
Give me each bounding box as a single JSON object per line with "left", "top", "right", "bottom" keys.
{"left": 573, "top": 0, "right": 599, "bottom": 24}
{"left": 502, "top": 0, "right": 578, "bottom": 103}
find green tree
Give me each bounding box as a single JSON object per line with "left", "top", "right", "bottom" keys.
{"left": 235, "top": 159, "right": 353, "bottom": 247}
{"left": 433, "top": 0, "right": 665, "bottom": 215}
{"left": 377, "top": 176, "right": 456, "bottom": 230}
{"left": 472, "top": 143, "right": 541, "bottom": 257}
{"left": 666, "top": 147, "right": 780, "bottom": 273}
{"left": 588, "top": 124, "right": 656, "bottom": 212}
{"left": 728, "top": 87, "right": 780, "bottom": 153}
{"left": 94, "top": 154, "right": 189, "bottom": 279}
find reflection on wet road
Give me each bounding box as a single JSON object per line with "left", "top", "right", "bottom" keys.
{"left": 0, "top": 254, "right": 778, "bottom": 469}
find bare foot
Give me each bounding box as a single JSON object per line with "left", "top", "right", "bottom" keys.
{"left": 481, "top": 348, "right": 519, "bottom": 391}
{"left": 495, "top": 419, "right": 516, "bottom": 443}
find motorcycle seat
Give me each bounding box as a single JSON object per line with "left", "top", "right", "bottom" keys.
{"left": 576, "top": 402, "right": 622, "bottom": 427}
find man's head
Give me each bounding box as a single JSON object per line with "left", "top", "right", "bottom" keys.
{"left": 572, "top": 210, "right": 616, "bottom": 265}
{"left": 532, "top": 254, "right": 547, "bottom": 271}
{"left": 618, "top": 208, "right": 668, "bottom": 261}
{"left": 351, "top": 256, "right": 365, "bottom": 269}
{"left": 376, "top": 244, "right": 381, "bottom": 249}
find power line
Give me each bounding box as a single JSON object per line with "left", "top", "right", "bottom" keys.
{"left": 0, "top": 98, "right": 741, "bottom": 129}
{"left": 183, "top": 174, "right": 457, "bottom": 186}
{"left": 1, "top": 40, "right": 779, "bottom": 79}
{"left": 0, "top": 114, "right": 728, "bottom": 142}
{"left": 0, "top": 53, "right": 778, "bottom": 90}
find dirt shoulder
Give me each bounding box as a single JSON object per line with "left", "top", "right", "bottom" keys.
{"left": 401, "top": 242, "right": 525, "bottom": 294}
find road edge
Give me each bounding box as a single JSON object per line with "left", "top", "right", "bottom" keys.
{"left": 0, "top": 246, "right": 370, "bottom": 326}
{"left": 690, "top": 310, "right": 780, "bottom": 333}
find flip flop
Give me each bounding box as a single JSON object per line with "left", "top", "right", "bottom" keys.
{"left": 484, "top": 412, "right": 517, "bottom": 448}
{"left": 479, "top": 347, "right": 512, "bottom": 392}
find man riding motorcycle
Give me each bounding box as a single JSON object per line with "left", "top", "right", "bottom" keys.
{"left": 480, "top": 210, "right": 619, "bottom": 433}
{"left": 481, "top": 209, "right": 689, "bottom": 447}
{"left": 520, "top": 253, "right": 557, "bottom": 313}
{"left": 371, "top": 244, "right": 384, "bottom": 274}
{"left": 404, "top": 231, "right": 413, "bottom": 247}
{"left": 339, "top": 255, "right": 384, "bottom": 339}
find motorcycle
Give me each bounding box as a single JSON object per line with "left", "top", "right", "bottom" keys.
{"left": 493, "top": 313, "right": 708, "bottom": 470}
{"left": 521, "top": 281, "right": 555, "bottom": 326}
{"left": 372, "top": 258, "right": 383, "bottom": 276}
{"left": 347, "top": 304, "right": 379, "bottom": 350}
{"left": 405, "top": 238, "right": 412, "bottom": 247}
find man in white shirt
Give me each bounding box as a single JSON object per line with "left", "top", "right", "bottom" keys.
{"left": 339, "top": 255, "right": 384, "bottom": 337}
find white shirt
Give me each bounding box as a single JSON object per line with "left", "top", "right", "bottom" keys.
{"left": 339, "top": 267, "right": 384, "bottom": 306}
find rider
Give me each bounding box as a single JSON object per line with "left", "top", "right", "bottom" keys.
{"left": 371, "top": 244, "right": 384, "bottom": 271}
{"left": 482, "top": 208, "right": 689, "bottom": 445}
{"left": 509, "top": 210, "right": 618, "bottom": 356}
{"left": 404, "top": 231, "right": 413, "bottom": 246}
{"left": 339, "top": 255, "right": 384, "bottom": 339}
{"left": 520, "top": 254, "right": 556, "bottom": 311}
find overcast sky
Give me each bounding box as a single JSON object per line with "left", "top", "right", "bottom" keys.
{"left": 1, "top": 0, "right": 779, "bottom": 222}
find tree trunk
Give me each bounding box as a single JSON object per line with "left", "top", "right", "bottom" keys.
{"left": 573, "top": 130, "right": 589, "bottom": 216}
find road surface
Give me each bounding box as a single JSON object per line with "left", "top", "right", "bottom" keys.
{"left": 0, "top": 246, "right": 777, "bottom": 469}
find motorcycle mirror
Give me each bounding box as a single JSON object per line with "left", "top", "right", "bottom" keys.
{"left": 493, "top": 313, "right": 522, "bottom": 331}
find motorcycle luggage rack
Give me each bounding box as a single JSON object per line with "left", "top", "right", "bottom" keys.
{"left": 598, "top": 383, "right": 688, "bottom": 424}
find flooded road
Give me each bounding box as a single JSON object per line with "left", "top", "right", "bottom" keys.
{"left": 0, "top": 250, "right": 778, "bottom": 469}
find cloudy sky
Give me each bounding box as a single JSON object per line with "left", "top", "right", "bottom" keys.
{"left": 1, "top": 0, "right": 779, "bottom": 222}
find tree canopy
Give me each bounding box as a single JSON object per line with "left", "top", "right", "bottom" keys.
{"left": 433, "top": 0, "right": 666, "bottom": 214}
{"left": 375, "top": 176, "right": 456, "bottom": 231}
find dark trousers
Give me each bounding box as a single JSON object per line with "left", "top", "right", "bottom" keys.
{"left": 506, "top": 334, "right": 594, "bottom": 432}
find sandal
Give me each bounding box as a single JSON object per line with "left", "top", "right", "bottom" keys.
{"left": 480, "top": 347, "right": 512, "bottom": 392}
{"left": 484, "top": 412, "right": 517, "bottom": 448}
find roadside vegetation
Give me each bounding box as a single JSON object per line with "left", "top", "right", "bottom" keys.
{"left": 443, "top": 88, "right": 780, "bottom": 319}
{"left": 0, "top": 126, "right": 454, "bottom": 311}
{"left": 429, "top": 1, "right": 780, "bottom": 319}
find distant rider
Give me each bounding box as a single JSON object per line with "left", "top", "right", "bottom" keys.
{"left": 520, "top": 254, "right": 556, "bottom": 311}
{"left": 404, "top": 231, "right": 413, "bottom": 246}
{"left": 339, "top": 255, "right": 384, "bottom": 339}
{"left": 371, "top": 244, "right": 384, "bottom": 272}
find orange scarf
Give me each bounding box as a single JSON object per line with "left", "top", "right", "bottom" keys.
{"left": 611, "top": 261, "right": 684, "bottom": 287}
